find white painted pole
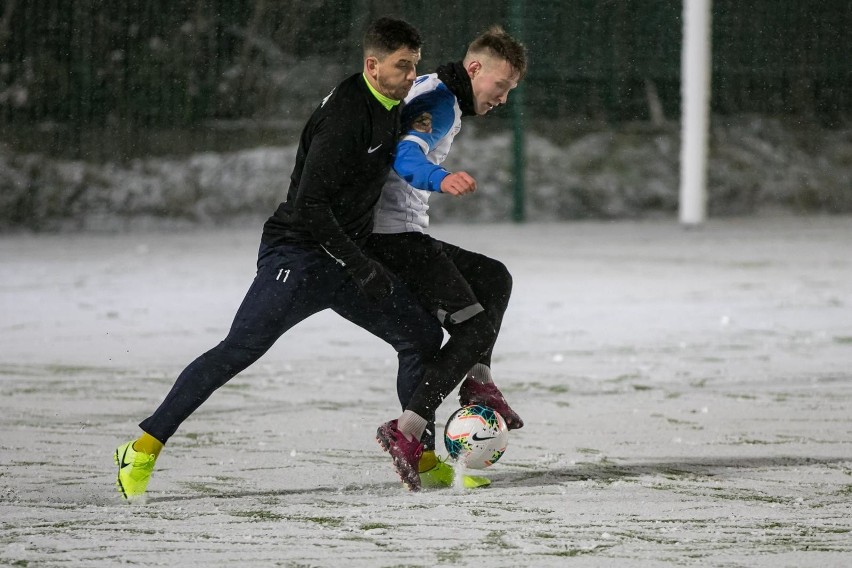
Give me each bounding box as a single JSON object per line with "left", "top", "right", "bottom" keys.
{"left": 679, "top": 0, "right": 712, "bottom": 225}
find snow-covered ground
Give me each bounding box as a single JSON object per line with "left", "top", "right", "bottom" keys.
{"left": 1, "top": 216, "right": 851, "bottom": 567}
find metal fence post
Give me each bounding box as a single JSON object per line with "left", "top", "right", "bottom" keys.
{"left": 510, "top": 0, "right": 526, "bottom": 223}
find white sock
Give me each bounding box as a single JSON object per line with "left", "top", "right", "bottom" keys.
{"left": 465, "top": 363, "right": 493, "bottom": 385}
{"left": 398, "top": 410, "right": 427, "bottom": 442}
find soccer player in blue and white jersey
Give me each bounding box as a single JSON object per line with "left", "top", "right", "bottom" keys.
{"left": 368, "top": 26, "right": 528, "bottom": 488}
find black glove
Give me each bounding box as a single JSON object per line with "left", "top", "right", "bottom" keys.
{"left": 347, "top": 258, "right": 394, "bottom": 302}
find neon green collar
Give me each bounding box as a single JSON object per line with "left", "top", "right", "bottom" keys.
{"left": 362, "top": 74, "right": 400, "bottom": 111}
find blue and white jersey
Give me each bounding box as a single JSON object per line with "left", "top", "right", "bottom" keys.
{"left": 373, "top": 73, "right": 463, "bottom": 234}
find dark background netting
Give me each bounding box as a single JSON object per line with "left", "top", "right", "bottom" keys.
{"left": 1, "top": 1, "right": 848, "bottom": 157}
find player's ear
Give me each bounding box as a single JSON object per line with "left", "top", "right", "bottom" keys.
{"left": 466, "top": 60, "right": 481, "bottom": 79}
{"left": 365, "top": 55, "right": 380, "bottom": 78}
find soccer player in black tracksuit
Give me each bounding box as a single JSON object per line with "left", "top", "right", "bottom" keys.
{"left": 115, "top": 18, "right": 440, "bottom": 497}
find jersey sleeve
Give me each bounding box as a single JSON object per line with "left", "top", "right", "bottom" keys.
{"left": 392, "top": 87, "right": 457, "bottom": 192}
{"left": 392, "top": 141, "right": 449, "bottom": 192}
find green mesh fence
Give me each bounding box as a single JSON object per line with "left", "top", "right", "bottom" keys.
{"left": 0, "top": 1, "right": 848, "bottom": 128}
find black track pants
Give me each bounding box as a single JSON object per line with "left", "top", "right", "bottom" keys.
{"left": 140, "top": 242, "right": 443, "bottom": 444}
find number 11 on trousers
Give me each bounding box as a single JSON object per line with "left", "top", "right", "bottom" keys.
{"left": 276, "top": 269, "right": 290, "bottom": 282}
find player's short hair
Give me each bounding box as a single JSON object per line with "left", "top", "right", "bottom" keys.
{"left": 466, "top": 25, "right": 528, "bottom": 79}
{"left": 363, "top": 17, "right": 423, "bottom": 59}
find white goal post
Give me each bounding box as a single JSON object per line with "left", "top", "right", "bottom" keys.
{"left": 679, "top": 0, "right": 713, "bottom": 225}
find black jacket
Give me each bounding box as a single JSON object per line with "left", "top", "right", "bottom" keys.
{"left": 262, "top": 73, "right": 402, "bottom": 270}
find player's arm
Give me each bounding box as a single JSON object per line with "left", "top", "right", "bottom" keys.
{"left": 393, "top": 139, "right": 450, "bottom": 191}
{"left": 394, "top": 142, "right": 476, "bottom": 195}
{"left": 393, "top": 90, "right": 476, "bottom": 196}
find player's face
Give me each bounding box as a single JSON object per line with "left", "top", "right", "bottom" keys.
{"left": 366, "top": 47, "right": 421, "bottom": 101}
{"left": 468, "top": 56, "right": 520, "bottom": 115}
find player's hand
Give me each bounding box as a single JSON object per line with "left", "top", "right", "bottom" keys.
{"left": 347, "top": 258, "right": 395, "bottom": 302}
{"left": 440, "top": 172, "right": 477, "bottom": 196}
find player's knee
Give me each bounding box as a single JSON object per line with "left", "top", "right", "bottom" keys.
{"left": 488, "top": 258, "right": 513, "bottom": 296}
{"left": 439, "top": 302, "right": 486, "bottom": 328}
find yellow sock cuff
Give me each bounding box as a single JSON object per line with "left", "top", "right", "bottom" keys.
{"left": 133, "top": 432, "right": 164, "bottom": 458}
{"left": 419, "top": 450, "right": 438, "bottom": 473}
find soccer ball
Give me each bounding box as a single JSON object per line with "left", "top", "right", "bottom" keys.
{"left": 443, "top": 404, "right": 509, "bottom": 469}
